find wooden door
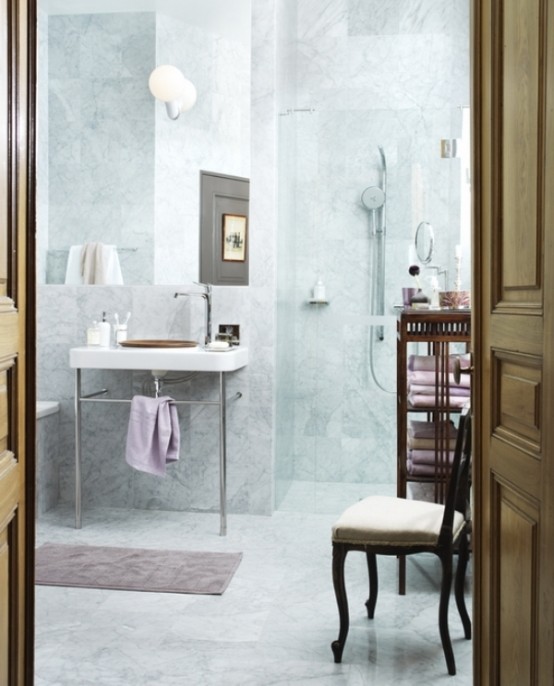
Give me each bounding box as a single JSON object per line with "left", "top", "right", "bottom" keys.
{"left": 0, "top": 1, "right": 36, "bottom": 684}
{"left": 472, "top": 0, "right": 554, "bottom": 683}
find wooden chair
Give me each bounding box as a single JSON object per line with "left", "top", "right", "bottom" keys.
{"left": 330, "top": 407, "right": 472, "bottom": 675}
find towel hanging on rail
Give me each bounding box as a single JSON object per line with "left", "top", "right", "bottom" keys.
{"left": 81, "top": 242, "right": 124, "bottom": 285}
{"left": 64, "top": 242, "right": 124, "bottom": 285}
{"left": 125, "top": 395, "right": 180, "bottom": 476}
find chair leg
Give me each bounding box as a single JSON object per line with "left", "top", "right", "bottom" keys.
{"left": 454, "top": 530, "right": 472, "bottom": 639}
{"left": 438, "top": 552, "right": 456, "bottom": 676}
{"left": 331, "top": 543, "right": 349, "bottom": 663}
{"left": 398, "top": 554, "right": 406, "bottom": 595}
{"left": 365, "top": 551, "right": 378, "bottom": 619}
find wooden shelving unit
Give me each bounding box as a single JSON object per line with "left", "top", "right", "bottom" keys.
{"left": 396, "top": 308, "right": 471, "bottom": 592}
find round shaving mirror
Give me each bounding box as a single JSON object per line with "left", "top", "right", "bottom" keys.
{"left": 415, "top": 221, "right": 434, "bottom": 264}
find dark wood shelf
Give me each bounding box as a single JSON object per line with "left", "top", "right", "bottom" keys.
{"left": 397, "top": 308, "right": 471, "bottom": 504}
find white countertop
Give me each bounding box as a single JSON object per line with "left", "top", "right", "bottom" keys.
{"left": 70, "top": 345, "right": 249, "bottom": 373}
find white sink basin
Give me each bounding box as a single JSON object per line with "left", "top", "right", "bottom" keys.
{"left": 70, "top": 345, "right": 249, "bottom": 373}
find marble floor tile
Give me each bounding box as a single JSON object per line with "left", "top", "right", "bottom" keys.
{"left": 35, "top": 484, "right": 473, "bottom": 685}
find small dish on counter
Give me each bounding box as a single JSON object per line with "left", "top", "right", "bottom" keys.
{"left": 206, "top": 341, "right": 232, "bottom": 352}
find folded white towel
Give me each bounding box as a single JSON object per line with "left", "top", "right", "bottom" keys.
{"left": 80, "top": 242, "right": 124, "bottom": 285}
{"left": 98, "top": 243, "right": 124, "bottom": 285}
{"left": 65, "top": 245, "right": 84, "bottom": 284}
{"left": 80, "top": 242, "right": 97, "bottom": 284}
{"left": 125, "top": 396, "right": 180, "bottom": 476}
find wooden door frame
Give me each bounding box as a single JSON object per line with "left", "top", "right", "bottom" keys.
{"left": 470, "top": 0, "right": 485, "bottom": 678}
{"left": 471, "top": 0, "right": 554, "bottom": 682}
{"left": 17, "top": 0, "right": 37, "bottom": 681}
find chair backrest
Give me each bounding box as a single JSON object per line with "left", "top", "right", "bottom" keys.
{"left": 438, "top": 405, "right": 472, "bottom": 547}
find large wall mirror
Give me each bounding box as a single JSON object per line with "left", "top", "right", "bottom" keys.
{"left": 37, "top": 0, "right": 251, "bottom": 286}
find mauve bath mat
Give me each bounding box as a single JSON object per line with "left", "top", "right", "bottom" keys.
{"left": 35, "top": 543, "right": 242, "bottom": 595}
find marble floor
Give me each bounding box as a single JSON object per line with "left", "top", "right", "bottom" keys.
{"left": 34, "top": 483, "right": 473, "bottom": 685}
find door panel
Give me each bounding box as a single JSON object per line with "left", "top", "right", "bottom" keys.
{"left": 0, "top": 0, "right": 36, "bottom": 684}
{"left": 473, "top": 0, "right": 554, "bottom": 683}
{"left": 0, "top": 531, "right": 8, "bottom": 686}
{"left": 494, "top": 481, "right": 539, "bottom": 685}
{"left": 501, "top": 0, "right": 541, "bottom": 293}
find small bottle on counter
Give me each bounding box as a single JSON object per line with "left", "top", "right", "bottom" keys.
{"left": 98, "top": 312, "right": 111, "bottom": 348}
{"left": 313, "top": 278, "right": 326, "bottom": 301}
{"left": 86, "top": 321, "right": 100, "bottom": 346}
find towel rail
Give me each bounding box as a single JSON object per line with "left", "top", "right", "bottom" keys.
{"left": 74, "top": 369, "right": 242, "bottom": 535}
{"left": 79, "top": 392, "right": 242, "bottom": 406}
{"left": 81, "top": 388, "right": 108, "bottom": 399}
{"left": 49, "top": 247, "right": 138, "bottom": 253}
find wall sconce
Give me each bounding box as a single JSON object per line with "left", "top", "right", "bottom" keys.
{"left": 148, "top": 65, "right": 197, "bottom": 120}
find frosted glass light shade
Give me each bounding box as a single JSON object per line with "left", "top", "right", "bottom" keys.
{"left": 148, "top": 65, "right": 197, "bottom": 120}
{"left": 178, "top": 79, "right": 197, "bottom": 112}
{"left": 148, "top": 65, "right": 187, "bottom": 102}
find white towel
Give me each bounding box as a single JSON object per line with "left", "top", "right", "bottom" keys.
{"left": 80, "top": 242, "right": 124, "bottom": 285}
{"left": 80, "top": 242, "right": 97, "bottom": 284}
{"left": 65, "top": 245, "right": 84, "bottom": 284}
{"left": 100, "top": 244, "right": 124, "bottom": 285}
{"left": 125, "top": 396, "right": 180, "bottom": 476}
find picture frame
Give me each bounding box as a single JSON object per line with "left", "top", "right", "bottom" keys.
{"left": 222, "top": 213, "right": 247, "bottom": 262}
{"left": 200, "top": 171, "right": 249, "bottom": 285}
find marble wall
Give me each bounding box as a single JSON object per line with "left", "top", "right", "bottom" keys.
{"left": 40, "top": 11, "right": 250, "bottom": 286}
{"left": 36, "top": 0, "right": 470, "bottom": 519}
{"left": 37, "top": 281, "right": 275, "bottom": 516}
{"left": 275, "top": 0, "right": 470, "bottom": 505}
{"left": 45, "top": 12, "right": 156, "bottom": 284}
{"left": 153, "top": 13, "right": 250, "bottom": 284}
{"left": 36, "top": 0, "right": 276, "bottom": 518}
{"left": 36, "top": 403, "right": 61, "bottom": 515}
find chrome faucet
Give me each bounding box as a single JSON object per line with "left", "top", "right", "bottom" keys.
{"left": 174, "top": 282, "right": 213, "bottom": 347}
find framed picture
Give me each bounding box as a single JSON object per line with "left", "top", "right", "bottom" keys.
{"left": 222, "top": 214, "right": 247, "bottom": 262}
{"left": 200, "top": 171, "right": 249, "bottom": 285}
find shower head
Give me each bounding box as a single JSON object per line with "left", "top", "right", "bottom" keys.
{"left": 378, "top": 145, "right": 386, "bottom": 173}
{"left": 361, "top": 185, "right": 385, "bottom": 210}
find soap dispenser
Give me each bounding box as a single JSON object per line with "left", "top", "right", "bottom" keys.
{"left": 313, "top": 277, "right": 326, "bottom": 302}
{"left": 86, "top": 321, "right": 100, "bottom": 346}
{"left": 98, "top": 311, "right": 111, "bottom": 348}
{"left": 430, "top": 276, "right": 440, "bottom": 308}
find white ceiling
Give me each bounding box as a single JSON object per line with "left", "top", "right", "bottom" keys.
{"left": 40, "top": 0, "right": 251, "bottom": 44}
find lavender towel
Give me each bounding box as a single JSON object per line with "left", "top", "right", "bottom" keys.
{"left": 407, "top": 354, "right": 471, "bottom": 372}
{"left": 408, "top": 393, "right": 470, "bottom": 409}
{"left": 407, "top": 460, "right": 451, "bottom": 477}
{"left": 125, "top": 396, "right": 180, "bottom": 476}
{"left": 407, "top": 383, "right": 470, "bottom": 397}
{"left": 409, "top": 449, "right": 455, "bottom": 465}
{"left": 408, "top": 370, "right": 471, "bottom": 388}
{"left": 408, "top": 420, "right": 457, "bottom": 439}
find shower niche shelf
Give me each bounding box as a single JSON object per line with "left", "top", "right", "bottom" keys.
{"left": 396, "top": 308, "right": 471, "bottom": 593}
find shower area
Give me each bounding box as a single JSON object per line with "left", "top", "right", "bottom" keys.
{"left": 275, "top": 1, "right": 471, "bottom": 512}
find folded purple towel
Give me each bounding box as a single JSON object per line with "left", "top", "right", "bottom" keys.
{"left": 125, "top": 396, "right": 180, "bottom": 476}
{"left": 407, "top": 383, "right": 470, "bottom": 396}
{"left": 409, "top": 449, "right": 455, "bottom": 466}
{"left": 408, "top": 394, "right": 470, "bottom": 409}
{"left": 407, "top": 353, "right": 471, "bottom": 372}
{"left": 407, "top": 370, "right": 471, "bottom": 388}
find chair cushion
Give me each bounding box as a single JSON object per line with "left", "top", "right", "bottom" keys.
{"left": 332, "top": 495, "right": 465, "bottom": 547}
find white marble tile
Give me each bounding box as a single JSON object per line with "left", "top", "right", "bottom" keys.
{"left": 35, "top": 501, "right": 472, "bottom": 685}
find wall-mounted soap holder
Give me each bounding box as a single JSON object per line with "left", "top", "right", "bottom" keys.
{"left": 217, "top": 324, "right": 240, "bottom": 345}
